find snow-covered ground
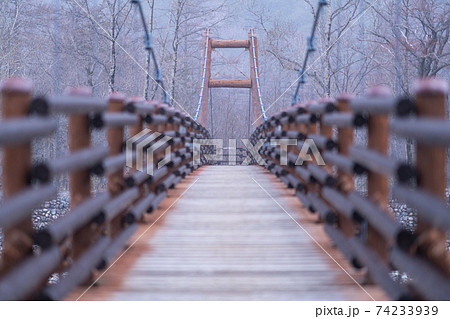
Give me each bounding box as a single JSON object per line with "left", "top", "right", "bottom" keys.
{"left": 0, "top": 192, "right": 70, "bottom": 255}
{"left": 32, "top": 192, "right": 70, "bottom": 230}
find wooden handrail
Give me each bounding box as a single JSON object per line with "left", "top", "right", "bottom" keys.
{"left": 252, "top": 77, "right": 450, "bottom": 301}
{"left": 0, "top": 77, "right": 208, "bottom": 300}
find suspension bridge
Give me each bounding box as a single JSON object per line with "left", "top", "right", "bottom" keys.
{"left": 0, "top": 0, "right": 450, "bottom": 301}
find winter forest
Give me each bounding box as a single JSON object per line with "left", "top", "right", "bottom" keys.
{"left": 1, "top": 0, "right": 450, "bottom": 302}
{"left": 0, "top": 0, "right": 449, "bottom": 192}
{"left": 1, "top": 0, "right": 448, "bottom": 139}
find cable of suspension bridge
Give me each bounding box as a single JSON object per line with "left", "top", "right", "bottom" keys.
{"left": 194, "top": 29, "right": 210, "bottom": 121}
{"left": 250, "top": 29, "right": 267, "bottom": 122}
{"left": 292, "top": 0, "right": 328, "bottom": 105}
{"left": 248, "top": 88, "right": 252, "bottom": 138}
{"left": 209, "top": 87, "right": 214, "bottom": 136}
{"left": 132, "top": 0, "right": 169, "bottom": 104}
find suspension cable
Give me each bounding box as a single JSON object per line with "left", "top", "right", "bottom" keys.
{"left": 248, "top": 88, "right": 251, "bottom": 137}
{"left": 194, "top": 29, "right": 210, "bottom": 120}
{"left": 209, "top": 87, "right": 214, "bottom": 136}
{"left": 292, "top": 0, "right": 328, "bottom": 105}
{"left": 250, "top": 29, "right": 267, "bottom": 121}
{"left": 131, "top": 0, "right": 169, "bottom": 104}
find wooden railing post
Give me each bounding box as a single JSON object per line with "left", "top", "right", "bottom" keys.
{"left": 305, "top": 101, "right": 321, "bottom": 217}
{"left": 319, "top": 98, "right": 334, "bottom": 173}
{"left": 128, "top": 97, "right": 145, "bottom": 175}
{"left": 367, "top": 88, "right": 390, "bottom": 205}
{"left": 366, "top": 86, "right": 391, "bottom": 260}
{"left": 107, "top": 93, "right": 126, "bottom": 195}
{"left": 67, "top": 87, "right": 95, "bottom": 260}
{"left": 413, "top": 78, "right": 450, "bottom": 273}
{"left": 67, "top": 87, "right": 92, "bottom": 207}
{"left": 336, "top": 94, "right": 354, "bottom": 192}
{"left": 106, "top": 93, "right": 127, "bottom": 238}
{"left": 0, "top": 78, "right": 33, "bottom": 274}
{"left": 335, "top": 94, "right": 355, "bottom": 237}
{"left": 306, "top": 101, "right": 318, "bottom": 136}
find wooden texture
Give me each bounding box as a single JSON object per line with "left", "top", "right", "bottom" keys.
{"left": 67, "top": 89, "right": 92, "bottom": 207}
{"left": 107, "top": 93, "right": 126, "bottom": 196}
{"left": 72, "top": 166, "right": 386, "bottom": 301}
{"left": 336, "top": 95, "right": 354, "bottom": 193}
{"left": 208, "top": 79, "right": 252, "bottom": 88}
{"left": 0, "top": 78, "right": 33, "bottom": 274}
{"left": 210, "top": 40, "right": 250, "bottom": 49}
{"left": 414, "top": 80, "right": 450, "bottom": 274}
{"left": 128, "top": 98, "right": 145, "bottom": 175}
{"left": 66, "top": 88, "right": 97, "bottom": 262}
{"left": 335, "top": 95, "right": 356, "bottom": 237}
{"left": 198, "top": 30, "right": 263, "bottom": 127}
{"left": 366, "top": 90, "right": 390, "bottom": 261}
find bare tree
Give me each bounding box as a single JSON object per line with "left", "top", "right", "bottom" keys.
{"left": 165, "top": 0, "right": 229, "bottom": 106}
{"left": 369, "top": 0, "right": 449, "bottom": 81}
{"left": 103, "top": 0, "right": 133, "bottom": 92}
{"left": 0, "top": 0, "right": 27, "bottom": 78}
{"left": 312, "top": 0, "right": 361, "bottom": 96}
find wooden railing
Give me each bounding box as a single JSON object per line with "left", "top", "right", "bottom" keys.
{"left": 251, "top": 78, "right": 450, "bottom": 300}
{"left": 0, "top": 77, "right": 208, "bottom": 300}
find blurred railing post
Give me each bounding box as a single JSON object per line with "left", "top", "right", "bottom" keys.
{"left": 365, "top": 87, "right": 391, "bottom": 261}
{"left": 414, "top": 78, "right": 450, "bottom": 274}
{"left": 67, "top": 87, "right": 92, "bottom": 206}
{"left": 335, "top": 94, "right": 355, "bottom": 236}
{"left": 336, "top": 94, "right": 354, "bottom": 193}
{"left": 67, "top": 87, "right": 96, "bottom": 261}
{"left": 107, "top": 93, "right": 126, "bottom": 195}
{"left": 319, "top": 98, "right": 334, "bottom": 174}
{"left": 128, "top": 97, "right": 145, "bottom": 175}
{"left": 0, "top": 78, "right": 33, "bottom": 274}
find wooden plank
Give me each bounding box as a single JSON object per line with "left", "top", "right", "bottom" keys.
{"left": 210, "top": 40, "right": 250, "bottom": 49}
{"left": 71, "top": 166, "right": 387, "bottom": 301}
{"left": 209, "top": 79, "right": 251, "bottom": 88}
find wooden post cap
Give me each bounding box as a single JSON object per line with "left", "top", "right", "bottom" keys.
{"left": 109, "top": 92, "right": 126, "bottom": 102}
{"left": 64, "top": 86, "right": 92, "bottom": 96}
{"left": 413, "top": 78, "right": 448, "bottom": 95}
{"left": 336, "top": 93, "right": 353, "bottom": 101}
{"left": 0, "top": 77, "right": 32, "bottom": 93}
{"left": 367, "top": 85, "right": 392, "bottom": 97}
{"left": 129, "top": 96, "right": 145, "bottom": 103}
{"left": 318, "top": 97, "right": 335, "bottom": 103}
{"left": 305, "top": 100, "right": 316, "bottom": 107}
{"left": 292, "top": 102, "right": 305, "bottom": 108}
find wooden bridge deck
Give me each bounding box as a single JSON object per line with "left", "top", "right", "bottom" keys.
{"left": 71, "top": 166, "right": 387, "bottom": 301}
